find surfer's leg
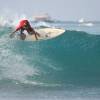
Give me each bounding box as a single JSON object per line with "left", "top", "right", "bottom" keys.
{"left": 20, "top": 33, "right": 26, "bottom": 40}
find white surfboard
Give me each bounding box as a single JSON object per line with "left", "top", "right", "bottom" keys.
{"left": 15, "top": 28, "right": 65, "bottom": 41}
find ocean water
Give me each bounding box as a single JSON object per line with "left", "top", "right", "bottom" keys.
{"left": 0, "top": 20, "right": 100, "bottom": 100}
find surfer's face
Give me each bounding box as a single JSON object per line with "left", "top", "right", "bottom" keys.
{"left": 23, "top": 23, "right": 29, "bottom": 29}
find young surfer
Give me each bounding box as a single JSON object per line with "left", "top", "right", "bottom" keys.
{"left": 10, "top": 19, "right": 40, "bottom": 40}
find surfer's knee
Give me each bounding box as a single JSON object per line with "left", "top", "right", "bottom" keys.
{"left": 20, "top": 33, "right": 26, "bottom": 40}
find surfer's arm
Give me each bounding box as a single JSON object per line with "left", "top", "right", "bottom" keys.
{"left": 9, "top": 30, "right": 17, "bottom": 38}
{"left": 28, "top": 28, "right": 40, "bottom": 40}
{"left": 33, "top": 31, "right": 41, "bottom": 40}
{"left": 35, "top": 31, "right": 40, "bottom": 37}
{"left": 9, "top": 27, "right": 21, "bottom": 38}
{"left": 34, "top": 32, "right": 38, "bottom": 40}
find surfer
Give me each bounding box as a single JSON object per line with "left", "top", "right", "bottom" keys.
{"left": 10, "top": 19, "right": 40, "bottom": 40}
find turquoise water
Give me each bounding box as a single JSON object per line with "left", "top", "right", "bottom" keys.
{"left": 0, "top": 21, "right": 100, "bottom": 100}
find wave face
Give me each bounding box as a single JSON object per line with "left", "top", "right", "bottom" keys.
{"left": 0, "top": 22, "right": 100, "bottom": 100}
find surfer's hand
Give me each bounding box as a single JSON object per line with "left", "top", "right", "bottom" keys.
{"left": 36, "top": 32, "right": 40, "bottom": 37}
{"left": 9, "top": 33, "right": 14, "bottom": 38}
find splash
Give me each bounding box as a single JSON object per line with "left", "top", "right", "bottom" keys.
{"left": 0, "top": 13, "right": 28, "bottom": 27}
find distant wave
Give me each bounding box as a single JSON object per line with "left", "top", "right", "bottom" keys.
{"left": 33, "top": 21, "right": 51, "bottom": 28}
{"left": 79, "top": 23, "right": 94, "bottom": 27}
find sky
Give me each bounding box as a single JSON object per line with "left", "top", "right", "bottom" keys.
{"left": 0, "top": 0, "right": 100, "bottom": 21}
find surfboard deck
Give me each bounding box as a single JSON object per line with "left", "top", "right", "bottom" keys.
{"left": 15, "top": 28, "right": 65, "bottom": 41}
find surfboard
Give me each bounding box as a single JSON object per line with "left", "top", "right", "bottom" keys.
{"left": 15, "top": 28, "right": 65, "bottom": 41}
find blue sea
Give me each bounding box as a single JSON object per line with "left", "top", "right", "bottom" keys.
{"left": 0, "top": 19, "right": 100, "bottom": 100}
